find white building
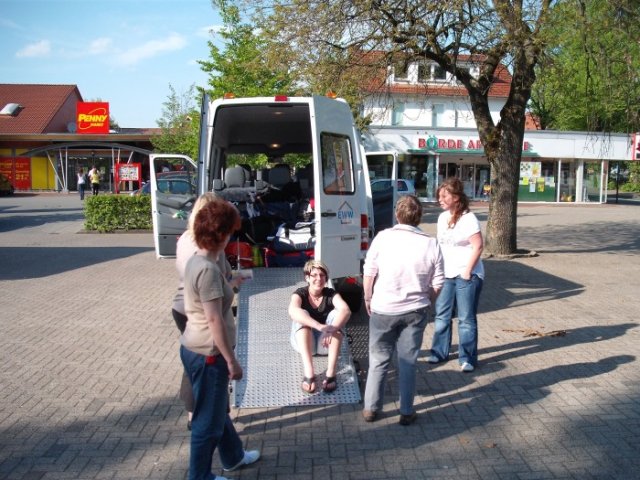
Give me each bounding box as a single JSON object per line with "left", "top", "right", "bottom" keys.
{"left": 360, "top": 55, "right": 635, "bottom": 203}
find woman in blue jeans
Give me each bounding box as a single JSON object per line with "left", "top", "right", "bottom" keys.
{"left": 429, "top": 177, "right": 484, "bottom": 373}
{"left": 181, "top": 197, "right": 260, "bottom": 480}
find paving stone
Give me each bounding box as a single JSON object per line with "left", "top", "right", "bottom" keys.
{"left": 1, "top": 194, "right": 640, "bottom": 479}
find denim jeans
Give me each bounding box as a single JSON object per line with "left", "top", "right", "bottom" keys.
{"left": 430, "top": 275, "right": 483, "bottom": 366}
{"left": 180, "top": 346, "right": 244, "bottom": 480}
{"left": 364, "top": 307, "right": 429, "bottom": 415}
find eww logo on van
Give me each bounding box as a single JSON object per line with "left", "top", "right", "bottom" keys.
{"left": 337, "top": 201, "right": 354, "bottom": 224}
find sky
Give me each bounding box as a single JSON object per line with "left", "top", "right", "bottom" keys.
{"left": 1, "top": 0, "right": 224, "bottom": 128}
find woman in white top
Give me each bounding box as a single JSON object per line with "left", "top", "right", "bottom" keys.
{"left": 429, "top": 177, "right": 484, "bottom": 373}
{"left": 76, "top": 168, "right": 86, "bottom": 200}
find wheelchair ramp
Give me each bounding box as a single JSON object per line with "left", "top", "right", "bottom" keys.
{"left": 233, "top": 268, "right": 361, "bottom": 408}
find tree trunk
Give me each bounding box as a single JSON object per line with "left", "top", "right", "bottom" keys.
{"left": 485, "top": 122, "right": 524, "bottom": 256}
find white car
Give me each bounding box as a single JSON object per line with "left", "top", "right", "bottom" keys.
{"left": 370, "top": 178, "right": 416, "bottom": 196}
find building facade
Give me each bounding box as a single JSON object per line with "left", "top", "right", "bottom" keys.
{"left": 360, "top": 56, "right": 635, "bottom": 203}
{"left": 0, "top": 84, "right": 155, "bottom": 193}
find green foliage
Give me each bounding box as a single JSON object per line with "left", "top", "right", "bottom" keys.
{"left": 531, "top": 0, "right": 640, "bottom": 132}
{"left": 151, "top": 84, "right": 200, "bottom": 159}
{"left": 201, "top": 1, "right": 296, "bottom": 99}
{"left": 84, "top": 195, "right": 152, "bottom": 233}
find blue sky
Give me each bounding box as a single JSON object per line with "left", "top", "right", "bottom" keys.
{"left": 1, "top": 0, "right": 223, "bottom": 128}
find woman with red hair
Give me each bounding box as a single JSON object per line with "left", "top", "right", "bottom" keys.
{"left": 180, "top": 197, "right": 260, "bottom": 480}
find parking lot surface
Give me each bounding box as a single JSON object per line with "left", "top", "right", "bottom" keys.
{"left": 1, "top": 193, "right": 639, "bottom": 479}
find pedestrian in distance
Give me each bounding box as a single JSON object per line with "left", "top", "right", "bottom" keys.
{"left": 428, "top": 177, "right": 485, "bottom": 372}
{"left": 362, "top": 195, "right": 444, "bottom": 425}
{"left": 77, "top": 168, "right": 86, "bottom": 200}
{"left": 288, "top": 260, "right": 351, "bottom": 394}
{"left": 89, "top": 166, "right": 100, "bottom": 195}
{"left": 180, "top": 196, "right": 259, "bottom": 480}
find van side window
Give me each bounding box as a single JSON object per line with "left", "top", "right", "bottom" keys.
{"left": 321, "top": 133, "right": 354, "bottom": 195}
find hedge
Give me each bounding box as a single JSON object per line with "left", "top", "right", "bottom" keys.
{"left": 84, "top": 194, "right": 152, "bottom": 232}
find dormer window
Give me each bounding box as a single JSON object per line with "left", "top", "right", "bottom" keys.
{"left": 418, "top": 63, "right": 447, "bottom": 83}
{"left": 393, "top": 61, "right": 410, "bottom": 82}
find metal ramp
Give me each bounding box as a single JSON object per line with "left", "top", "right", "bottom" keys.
{"left": 233, "top": 268, "right": 361, "bottom": 408}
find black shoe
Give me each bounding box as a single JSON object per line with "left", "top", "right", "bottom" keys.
{"left": 399, "top": 412, "right": 417, "bottom": 426}
{"left": 362, "top": 410, "right": 377, "bottom": 422}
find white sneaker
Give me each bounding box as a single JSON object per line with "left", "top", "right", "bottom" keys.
{"left": 427, "top": 355, "right": 440, "bottom": 364}
{"left": 223, "top": 449, "right": 261, "bottom": 472}
{"left": 460, "top": 362, "right": 475, "bottom": 372}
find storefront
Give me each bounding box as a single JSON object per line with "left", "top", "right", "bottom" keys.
{"left": 363, "top": 127, "right": 634, "bottom": 203}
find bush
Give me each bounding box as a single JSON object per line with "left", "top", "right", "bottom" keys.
{"left": 84, "top": 194, "right": 152, "bottom": 232}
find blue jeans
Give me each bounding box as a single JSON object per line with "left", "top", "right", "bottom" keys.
{"left": 430, "top": 275, "right": 483, "bottom": 366}
{"left": 180, "top": 346, "right": 244, "bottom": 480}
{"left": 364, "top": 307, "right": 429, "bottom": 415}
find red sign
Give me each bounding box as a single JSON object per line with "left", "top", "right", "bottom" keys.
{"left": 0, "top": 157, "right": 31, "bottom": 189}
{"left": 77, "top": 102, "right": 110, "bottom": 134}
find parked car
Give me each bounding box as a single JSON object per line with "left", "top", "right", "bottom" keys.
{"left": 0, "top": 173, "right": 15, "bottom": 196}
{"left": 370, "top": 178, "right": 416, "bottom": 196}
{"left": 130, "top": 172, "right": 196, "bottom": 196}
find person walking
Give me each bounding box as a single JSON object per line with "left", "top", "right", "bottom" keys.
{"left": 180, "top": 197, "right": 260, "bottom": 480}
{"left": 362, "top": 195, "right": 444, "bottom": 425}
{"left": 428, "top": 177, "right": 485, "bottom": 372}
{"left": 89, "top": 166, "right": 100, "bottom": 195}
{"left": 77, "top": 168, "right": 86, "bottom": 200}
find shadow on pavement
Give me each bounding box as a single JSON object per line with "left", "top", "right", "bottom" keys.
{"left": 0, "top": 246, "right": 153, "bottom": 280}
{"left": 0, "top": 208, "right": 85, "bottom": 233}
{"left": 481, "top": 259, "right": 584, "bottom": 314}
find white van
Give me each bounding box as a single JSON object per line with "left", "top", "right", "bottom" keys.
{"left": 149, "top": 93, "right": 374, "bottom": 309}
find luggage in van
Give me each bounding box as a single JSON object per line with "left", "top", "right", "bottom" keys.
{"left": 271, "top": 221, "right": 315, "bottom": 253}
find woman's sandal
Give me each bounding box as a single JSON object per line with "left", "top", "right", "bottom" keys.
{"left": 322, "top": 376, "right": 337, "bottom": 393}
{"left": 301, "top": 376, "right": 316, "bottom": 394}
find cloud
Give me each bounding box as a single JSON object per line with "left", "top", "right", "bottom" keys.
{"left": 197, "top": 24, "right": 224, "bottom": 39}
{"left": 115, "top": 32, "right": 187, "bottom": 66}
{"left": 89, "top": 38, "right": 112, "bottom": 55}
{"left": 16, "top": 40, "right": 51, "bottom": 58}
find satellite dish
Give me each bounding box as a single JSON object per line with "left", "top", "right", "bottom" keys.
{"left": 67, "top": 122, "right": 77, "bottom": 133}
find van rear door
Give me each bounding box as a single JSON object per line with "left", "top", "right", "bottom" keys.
{"left": 149, "top": 154, "right": 197, "bottom": 257}
{"left": 310, "top": 96, "right": 363, "bottom": 280}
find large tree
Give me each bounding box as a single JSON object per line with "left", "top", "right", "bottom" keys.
{"left": 151, "top": 84, "right": 200, "bottom": 159}
{"left": 200, "top": 0, "right": 295, "bottom": 99}
{"left": 239, "top": 0, "right": 559, "bottom": 256}
{"left": 530, "top": 0, "right": 640, "bottom": 133}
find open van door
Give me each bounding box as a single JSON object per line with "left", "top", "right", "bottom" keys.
{"left": 149, "top": 154, "right": 197, "bottom": 258}
{"left": 366, "top": 151, "right": 399, "bottom": 234}
{"left": 310, "top": 96, "right": 364, "bottom": 280}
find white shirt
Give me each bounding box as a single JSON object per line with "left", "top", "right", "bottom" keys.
{"left": 363, "top": 224, "right": 444, "bottom": 315}
{"left": 437, "top": 211, "right": 485, "bottom": 279}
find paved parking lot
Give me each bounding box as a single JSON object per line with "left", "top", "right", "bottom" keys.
{"left": 1, "top": 193, "right": 639, "bottom": 479}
